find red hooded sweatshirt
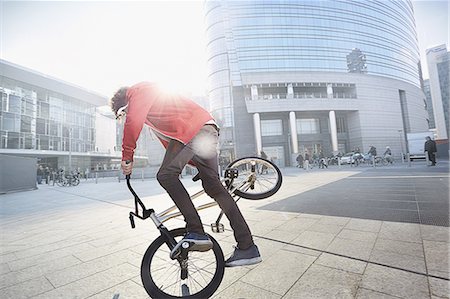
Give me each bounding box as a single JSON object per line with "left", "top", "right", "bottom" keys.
{"left": 122, "top": 82, "right": 214, "bottom": 161}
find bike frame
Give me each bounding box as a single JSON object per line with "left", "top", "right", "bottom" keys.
{"left": 126, "top": 168, "right": 251, "bottom": 241}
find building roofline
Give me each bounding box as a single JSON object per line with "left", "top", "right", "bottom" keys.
{"left": 0, "top": 59, "right": 108, "bottom": 106}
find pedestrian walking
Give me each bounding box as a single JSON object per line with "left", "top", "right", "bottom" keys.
{"left": 424, "top": 136, "right": 437, "bottom": 166}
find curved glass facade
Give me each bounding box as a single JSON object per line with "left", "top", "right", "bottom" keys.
{"left": 204, "top": 0, "right": 421, "bottom": 158}
{"left": 205, "top": 0, "right": 420, "bottom": 88}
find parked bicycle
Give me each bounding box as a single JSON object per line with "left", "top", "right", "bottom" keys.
{"left": 55, "top": 171, "right": 80, "bottom": 187}
{"left": 126, "top": 156, "right": 282, "bottom": 298}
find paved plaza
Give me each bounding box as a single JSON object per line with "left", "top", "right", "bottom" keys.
{"left": 0, "top": 161, "right": 449, "bottom": 298}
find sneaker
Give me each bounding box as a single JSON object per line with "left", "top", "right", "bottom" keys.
{"left": 170, "top": 232, "right": 213, "bottom": 259}
{"left": 225, "top": 244, "right": 262, "bottom": 267}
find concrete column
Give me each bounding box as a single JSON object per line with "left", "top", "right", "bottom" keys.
{"left": 251, "top": 85, "right": 258, "bottom": 100}
{"left": 327, "top": 84, "right": 333, "bottom": 99}
{"left": 289, "top": 111, "right": 298, "bottom": 154}
{"left": 253, "top": 113, "right": 262, "bottom": 154}
{"left": 329, "top": 110, "right": 338, "bottom": 153}
{"left": 287, "top": 83, "right": 294, "bottom": 99}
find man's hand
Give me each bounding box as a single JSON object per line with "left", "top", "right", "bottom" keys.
{"left": 121, "top": 160, "right": 133, "bottom": 175}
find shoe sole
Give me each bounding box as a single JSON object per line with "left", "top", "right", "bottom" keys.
{"left": 225, "top": 256, "right": 262, "bottom": 267}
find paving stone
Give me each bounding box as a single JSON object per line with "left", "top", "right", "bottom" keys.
{"left": 306, "top": 222, "right": 345, "bottom": 234}
{"left": 86, "top": 278, "right": 150, "bottom": 299}
{"left": 428, "top": 277, "right": 450, "bottom": 299}
{"left": 326, "top": 237, "right": 374, "bottom": 260}
{"left": 73, "top": 236, "right": 149, "bottom": 262}
{"left": 369, "top": 249, "right": 426, "bottom": 273}
{"left": 241, "top": 249, "right": 316, "bottom": 295}
{"left": 345, "top": 218, "right": 383, "bottom": 233}
{"left": 7, "top": 242, "right": 95, "bottom": 271}
{"left": 282, "top": 243, "right": 322, "bottom": 257}
{"left": 0, "top": 252, "right": 18, "bottom": 265}
{"left": 424, "top": 240, "right": 450, "bottom": 279}
{"left": 46, "top": 250, "right": 142, "bottom": 287}
{"left": 213, "top": 265, "right": 252, "bottom": 295}
{"left": 373, "top": 238, "right": 424, "bottom": 258}
{"left": 0, "top": 262, "right": 11, "bottom": 275}
{"left": 378, "top": 222, "right": 422, "bottom": 243}
{"left": 356, "top": 287, "right": 403, "bottom": 298}
{"left": 33, "top": 263, "right": 138, "bottom": 299}
{"left": 337, "top": 228, "right": 378, "bottom": 244}
{"left": 284, "top": 264, "right": 361, "bottom": 298}
{"left": 263, "top": 229, "right": 301, "bottom": 243}
{"left": 361, "top": 264, "right": 430, "bottom": 299}
{"left": 420, "top": 225, "right": 450, "bottom": 242}
{"left": 317, "top": 215, "right": 351, "bottom": 226}
{"left": 0, "top": 276, "right": 54, "bottom": 299}
{"left": 291, "top": 230, "right": 336, "bottom": 251}
{"left": 315, "top": 253, "right": 367, "bottom": 274}
{"left": 212, "top": 280, "right": 282, "bottom": 299}
{"left": 274, "top": 216, "right": 319, "bottom": 234}
{"left": 0, "top": 254, "right": 81, "bottom": 289}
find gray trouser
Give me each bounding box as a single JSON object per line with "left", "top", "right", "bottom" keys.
{"left": 156, "top": 125, "right": 254, "bottom": 250}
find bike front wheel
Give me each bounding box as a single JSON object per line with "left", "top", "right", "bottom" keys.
{"left": 141, "top": 228, "right": 225, "bottom": 299}
{"left": 225, "top": 157, "right": 282, "bottom": 200}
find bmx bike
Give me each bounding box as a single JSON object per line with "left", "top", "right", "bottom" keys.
{"left": 126, "top": 156, "right": 282, "bottom": 299}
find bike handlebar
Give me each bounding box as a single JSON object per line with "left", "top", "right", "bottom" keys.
{"left": 125, "top": 160, "right": 154, "bottom": 228}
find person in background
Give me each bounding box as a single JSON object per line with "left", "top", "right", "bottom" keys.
{"left": 110, "top": 82, "right": 261, "bottom": 267}
{"left": 383, "top": 146, "right": 393, "bottom": 164}
{"left": 296, "top": 153, "right": 304, "bottom": 168}
{"left": 36, "top": 165, "right": 43, "bottom": 184}
{"left": 424, "top": 136, "right": 437, "bottom": 166}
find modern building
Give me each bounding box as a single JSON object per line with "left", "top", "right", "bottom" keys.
{"left": 426, "top": 44, "right": 449, "bottom": 140}
{"left": 204, "top": 0, "right": 429, "bottom": 166}
{"left": 423, "top": 79, "right": 435, "bottom": 129}
{"left": 0, "top": 59, "right": 137, "bottom": 173}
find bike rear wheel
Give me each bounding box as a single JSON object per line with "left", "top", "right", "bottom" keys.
{"left": 141, "top": 228, "right": 225, "bottom": 299}
{"left": 225, "top": 157, "right": 282, "bottom": 200}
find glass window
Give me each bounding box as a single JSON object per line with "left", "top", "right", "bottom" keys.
{"left": 8, "top": 95, "right": 21, "bottom": 114}
{"left": 21, "top": 116, "right": 32, "bottom": 133}
{"left": 297, "top": 119, "right": 320, "bottom": 134}
{"left": 40, "top": 102, "right": 50, "bottom": 118}
{"left": 36, "top": 118, "right": 46, "bottom": 134}
{"left": 2, "top": 112, "right": 20, "bottom": 132}
{"left": 6, "top": 132, "right": 20, "bottom": 149}
{"left": 261, "top": 119, "right": 282, "bottom": 136}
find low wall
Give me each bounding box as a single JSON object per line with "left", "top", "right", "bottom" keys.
{"left": 0, "top": 154, "right": 37, "bottom": 194}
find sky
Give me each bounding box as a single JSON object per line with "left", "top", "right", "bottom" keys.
{"left": 1, "top": 0, "right": 449, "bottom": 98}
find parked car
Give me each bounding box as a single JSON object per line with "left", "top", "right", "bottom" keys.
{"left": 340, "top": 152, "right": 355, "bottom": 164}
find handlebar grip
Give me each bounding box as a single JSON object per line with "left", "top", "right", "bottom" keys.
{"left": 125, "top": 160, "right": 131, "bottom": 180}
{"left": 129, "top": 213, "right": 135, "bottom": 229}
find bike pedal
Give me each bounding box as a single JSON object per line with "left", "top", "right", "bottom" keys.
{"left": 211, "top": 223, "right": 224, "bottom": 233}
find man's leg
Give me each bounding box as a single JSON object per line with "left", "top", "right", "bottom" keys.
{"left": 157, "top": 139, "right": 204, "bottom": 234}
{"left": 190, "top": 126, "right": 254, "bottom": 250}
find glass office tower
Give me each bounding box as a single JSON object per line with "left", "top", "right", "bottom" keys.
{"left": 205, "top": 0, "right": 429, "bottom": 165}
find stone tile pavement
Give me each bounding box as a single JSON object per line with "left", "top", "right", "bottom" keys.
{"left": 0, "top": 161, "right": 449, "bottom": 298}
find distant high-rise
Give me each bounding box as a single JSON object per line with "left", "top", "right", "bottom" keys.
{"left": 205, "top": 0, "right": 428, "bottom": 165}
{"left": 426, "top": 44, "right": 449, "bottom": 140}
{"left": 423, "top": 79, "right": 435, "bottom": 129}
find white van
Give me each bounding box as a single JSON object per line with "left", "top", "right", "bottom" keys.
{"left": 407, "top": 132, "right": 433, "bottom": 160}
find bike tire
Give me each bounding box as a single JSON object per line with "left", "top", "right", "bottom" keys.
{"left": 72, "top": 177, "right": 80, "bottom": 186}
{"left": 225, "top": 157, "right": 282, "bottom": 200}
{"left": 56, "top": 179, "right": 64, "bottom": 187}
{"left": 141, "top": 228, "right": 225, "bottom": 299}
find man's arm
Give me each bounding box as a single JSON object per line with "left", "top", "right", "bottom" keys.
{"left": 122, "top": 86, "right": 154, "bottom": 162}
